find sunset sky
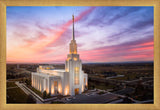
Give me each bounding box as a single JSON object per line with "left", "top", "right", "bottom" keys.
{"left": 7, "top": 6, "right": 153, "bottom": 64}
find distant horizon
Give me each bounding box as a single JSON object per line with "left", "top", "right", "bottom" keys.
{"left": 7, "top": 60, "right": 153, "bottom": 65}
{"left": 7, "top": 6, "right": 153, "bottom": 63}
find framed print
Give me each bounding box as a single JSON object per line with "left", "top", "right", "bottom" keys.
{"left": 0, "top": 0, "right": 160, "bottom": 110}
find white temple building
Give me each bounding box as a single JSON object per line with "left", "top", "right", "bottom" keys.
{"left": 31, "top": 15, "right": 88, "bottom": 96}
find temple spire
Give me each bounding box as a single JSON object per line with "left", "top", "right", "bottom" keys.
{"left": 72, "top": 14, "right": 75, "bottom": 40}
{"left": 69, "top": 14, "right": 77, "bottom": 54}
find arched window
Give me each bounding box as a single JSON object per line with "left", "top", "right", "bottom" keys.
{"left": 74, "top": 67, "right": 79, "bottom": 85}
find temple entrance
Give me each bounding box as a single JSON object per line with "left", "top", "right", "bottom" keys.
{"left": 54, "top": 81, "right": 58, "bottom": 94}
{"left": 75, "top": 88, "right": 79, "bottom": 95}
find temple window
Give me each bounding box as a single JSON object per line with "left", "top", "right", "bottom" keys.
{"left": 74, "top": 67, "right": 79, "bottom": 85}
{"left": 74, "top": 57, "right": 77, "bottom": 61}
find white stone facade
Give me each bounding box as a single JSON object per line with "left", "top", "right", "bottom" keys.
{"left": 31, "top": 15, "right": 88, "bottom": 96}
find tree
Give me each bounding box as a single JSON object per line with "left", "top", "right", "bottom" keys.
{"left": 122, "top": 97, "right": 133, "bottom": 103}
{"left": 135, "top": 83, "right": 144, "bottom": 95}
{"left": 27, "top": 95, "right": 36, "bottom": 103}
{"left": 47, "top": 93, "right": 51, "bottom": 98}
{"left": 43, "top": 91, "right": 47, "bottom": 99}
{"left": 25, "top": 79, "right": 31, "bottom": 86}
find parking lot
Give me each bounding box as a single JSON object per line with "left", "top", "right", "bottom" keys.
{"left": 58, "top": 89, "right": 120, "bottom": 103}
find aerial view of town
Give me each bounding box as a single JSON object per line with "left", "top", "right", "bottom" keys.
{"left": 7, "top": 6, "right": 153, "bottom": 104}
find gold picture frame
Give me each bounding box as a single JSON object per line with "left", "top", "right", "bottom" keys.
{"left": 0, "top": 0, "right": 160, "bottom": 110}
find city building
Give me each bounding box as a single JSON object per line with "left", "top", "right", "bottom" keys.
{"left": 31, "top": 15, "right": 88, "bottom": 96}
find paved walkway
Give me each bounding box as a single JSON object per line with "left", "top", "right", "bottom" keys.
{"left": 16, "top": 82, "right": 57, "bottom": 104}
{"left": 15, "top": 82, "right": 43, "bottom": 104}
{"left": 7, "top": 86, "right": 19, "bottom": 89}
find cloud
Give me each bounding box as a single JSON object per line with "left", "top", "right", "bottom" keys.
{"left": 106, "top": 17, "right": 153, "bottom": 43}
{"left": 7, "top": 7, "right": 96, "bottom": 63}
{"left": 106, "top": 7, "right": 142, "bottom": 25}
{"left": 7, "top": 6, "right": 153, "bottom": 63}
{"left": 130, "top": 18, "right": 153, "bottom": 30}
{"left": 85, "top": 7, "right": 142, "bottom": 27}
{"left": 79, "top": 36, "right": 153, "bottom": 62}
{"left": 74, "top": 7, "right": 153, "bottom": 53}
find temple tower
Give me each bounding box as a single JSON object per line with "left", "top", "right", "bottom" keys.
{"left": 65, "top": 15, "right": 83, "bottom": 95}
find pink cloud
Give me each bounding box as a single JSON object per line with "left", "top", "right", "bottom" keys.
{"left": 78, "top": 40, "right": 153, "bottom": 63}
{"left": 139, "top": 41, "right": 153, "bottom": 46}
{"left": 7, "top": 7, "right": 96, "bottom": 63}
{"left": 130, "top": 46, "right": 153, "bottom": 51}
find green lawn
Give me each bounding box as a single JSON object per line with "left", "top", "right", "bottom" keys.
{"left": 7, "top": 82, "right": 17, "bottom": 88}
{"left": 7, "top": 87, "right": 28, "bottom": 103}
{"left": 27, "top": 86, "right": 43, "bottom": 98}
{"left": 51, "top": 101, "right": 64, "bottom": 104}
{"left": 7, "top": 78, "right": 24, "bottom": 81}
{"left": 111, "top": 74, "right": 138, "bottom": 81}
{"left": 88, "top": 81, "right": 116, "bottom": 90}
